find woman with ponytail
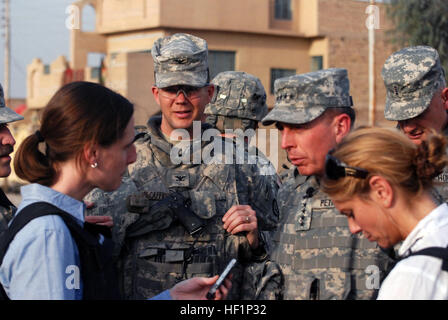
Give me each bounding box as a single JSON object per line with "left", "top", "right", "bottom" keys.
{"left": 322, "top": 127, "right": 448, "bottom": 299}
{"left": 0, "top": 81, "right": 230, "bottom": 300}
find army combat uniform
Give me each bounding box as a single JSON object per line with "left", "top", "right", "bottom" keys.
{"left": 204, "top": 71, "right": 281, "bottom": 197}
{"left": 261, "top": 68, "right": 391, "bottom": 300}
{"left": 203, "top": 71, "right": 284, "bottom": 299}
{"left": 87, "top": 116, "right": 278, "bottom": 299}
{"left": 86, "top": 34, "right": 278, "bottom": 300}
{"left": 271, "top": 169, "right": 390, "bottom": 299}
{"left": 382, "top": 46, "right": 448, "bottom": 202}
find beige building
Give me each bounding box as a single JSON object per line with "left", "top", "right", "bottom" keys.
{"left": 20, "top": 0, "right": 397, "bottom": 181}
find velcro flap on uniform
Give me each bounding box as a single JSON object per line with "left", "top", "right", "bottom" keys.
{"left": 168, "top": 171, "right": 190, "bottom": 188}
{"left": 165, "top": 250, "right": 184, "bottom": 262}
{"left": 311, "top": 198, "right": 334, "bottom": 210}
{"left": 201, "top": 163, "right": 231, "bottom": 191}
{"left": 295, "top": 199, "right": 312, "bottom": 231}
{"left": 139, "top": 248, "right": 159, "bottom": 258}
{"left": 170, "top": 243, "right": 192, "bottom": 250}
{"left": 189, "top": 191, "right": 217, "bottom": 219}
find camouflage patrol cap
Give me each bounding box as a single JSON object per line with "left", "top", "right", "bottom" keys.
{"left": 262, "top": 68, "right": 353, "bottom": 126}
{"left": 204, "top": 71, "right": 268, "bottom": 121}
{"left": 151, "top": 33, "right": 209, "bottom": 88}
{"left": 0, "top": 83, "right": 24, "bottom": 124}
{"left": 382, "top": 46, "right": 447, "bottom": 121}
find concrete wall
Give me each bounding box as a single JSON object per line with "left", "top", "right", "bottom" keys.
{"left": 26, "top": 56, "right": 67, "bottom": 109}
{"left": 126, "top": 52, "right": 157, "bottom": 125}
{"left": 97, "top": 0, "right": 319, "bottom": 37}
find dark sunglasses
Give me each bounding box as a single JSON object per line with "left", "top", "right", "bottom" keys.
{"left": 325, "top": 153, "right": 369, "bottom": 180}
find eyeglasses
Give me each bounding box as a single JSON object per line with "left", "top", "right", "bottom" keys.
{"left": 325, "top": 153, "right": 369, "bottom": 180}
{"left": 158, "top": 85, "right": 208, "bottom": 100}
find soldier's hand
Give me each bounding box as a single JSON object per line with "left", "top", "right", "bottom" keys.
{"left": 85, "top": 215, "right": 114, "bottom": 228}
{"left": 222, "top": 205, "right": 259, "bottom": 249}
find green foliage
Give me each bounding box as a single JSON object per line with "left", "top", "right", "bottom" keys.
{"left": 386, "top": 0, "right": 448, "bottom": 76}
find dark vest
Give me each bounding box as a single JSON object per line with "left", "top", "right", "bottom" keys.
{"left": 0, "top": 202, "right": 121, "bottom": 300}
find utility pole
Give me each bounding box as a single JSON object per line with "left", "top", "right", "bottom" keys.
{"left": 368, "top": 0, "right": 376, "bottom": 127}
{"left": 2, "top": 0, "right": 10, "bottom": 107}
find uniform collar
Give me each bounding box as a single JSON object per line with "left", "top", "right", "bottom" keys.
{"left": 291, "top": 166, "right": 307, "bottom": 189}
{"left": 146, "top": 115, "right": 220, "bottom": 166}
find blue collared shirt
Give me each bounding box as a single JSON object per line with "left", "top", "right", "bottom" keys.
{"left": 0, "top": 183, "right": 173, "bottom": 300}
{"left": 0, "top": 184, "right": 85, "bottom": 300}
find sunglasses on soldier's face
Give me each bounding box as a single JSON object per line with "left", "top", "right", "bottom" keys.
{"left": 158, "top": 85, "right": 208, "bottom": 100}
{"left": 324, "top": 153, "right": 369, "bottom": 180}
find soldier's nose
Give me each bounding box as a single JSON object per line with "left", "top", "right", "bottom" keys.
{"left": 280, "top": 128, "right": 295, "bottom": 150}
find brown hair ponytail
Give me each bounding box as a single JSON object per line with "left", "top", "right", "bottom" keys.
{"left": 413, "top": 133, "right": 447, "bottom": 188}
{"left": 14, "top": 132, "right": 55, "bottom": 186}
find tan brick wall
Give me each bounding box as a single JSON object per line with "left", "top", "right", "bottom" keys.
{"left": 319, "top": 0, "right": 398, "bottom": 128}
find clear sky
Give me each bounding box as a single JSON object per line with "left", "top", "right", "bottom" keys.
{"left": 0, "top": 0, "right": 95, "bottom": 98}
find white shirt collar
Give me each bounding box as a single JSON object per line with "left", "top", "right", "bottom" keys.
{"left": 399, "top": 203, "right": 448, "bottom": 257}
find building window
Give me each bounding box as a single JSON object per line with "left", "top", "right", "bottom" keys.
{"left": 44, "top": 65, "right": 51, "bottom": 74}
{"left": 311, "top": 56, "right": 323, "bottom": 72}
{"left": 275, "top": 0, "right": 292, "bottom": 20}
{"left": 209, "top": 51, "right": 236, "bottom": 80}
{"left": 91, "top": 67, "right": 101, "bottom": 79}
{"left": 271, "top": 68, "right": 296, "bottom": 93}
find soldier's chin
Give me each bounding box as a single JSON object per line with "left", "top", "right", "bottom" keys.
{"left": 173, "top": 119, "right": 194, "bottom": 129}
{"left": 296, "top": 165, "right": 317, "bottom": 177}
{"left": 0, "top": 164, "right": 11, "bottom": 178}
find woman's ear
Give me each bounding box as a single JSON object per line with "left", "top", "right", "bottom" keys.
{"left": 368, "top": 175, "right": 394, "bottom": 208}
{"left": 83, "top": 142, "right": 98, "bottom": 167}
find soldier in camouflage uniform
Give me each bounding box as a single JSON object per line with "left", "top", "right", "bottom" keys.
{"left": 204, "top": 71, "right": 281, "bottom": 198}
{"left": 382, "top": 46, "right": 448, "bottom": 202}
{"left": 261, "top": 68, "right": 391, "bottom": 300}
{"left": 85, "top": 33, "right": 278, "bottom": 300}
{"left": 0, "top": 83, "right": 24, "bottom": 235}
{"left": 204, "top": 71, "right": 284, "bottom": 299}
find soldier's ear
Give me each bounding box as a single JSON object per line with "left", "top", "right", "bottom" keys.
{"left": 206, "top": 84, "right": 215, "bottom": 103}
{"left": 333, "top": 113, "right": 351, "bottom": 144}
{"left": 152, "top": 86, "right": 161, "bottom": 105}
{"left": 442, "top": 88, "right": 448, "bottom": 110}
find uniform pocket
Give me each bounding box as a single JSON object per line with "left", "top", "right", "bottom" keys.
{"left": 320, "top": 271, "right": 352, "bottom": 300}
{"left": 189, "top": 191, "right": 226, "bottom": 219}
